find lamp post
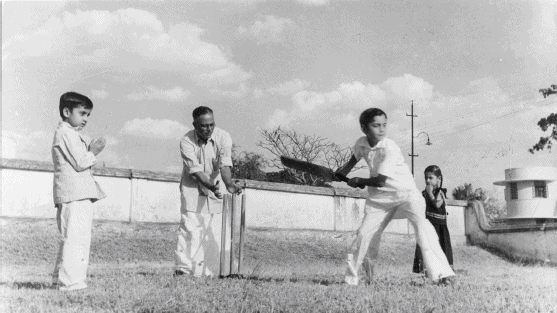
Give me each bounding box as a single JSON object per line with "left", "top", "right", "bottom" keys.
{"left": 409, "top": 131, "right": 432, "bottom": 176}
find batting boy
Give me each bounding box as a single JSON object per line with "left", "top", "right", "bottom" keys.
{"left": 337, "top": 108, "right": 456, "bottom": 285}
{"left": 51, "top": 91, "right": 106, "bottom": 291}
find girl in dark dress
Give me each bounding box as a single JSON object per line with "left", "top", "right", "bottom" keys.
{"left": 412, "top": 165, "right": 453, "bottom": 274}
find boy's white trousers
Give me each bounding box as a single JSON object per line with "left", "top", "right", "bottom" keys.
{"left": 52, "top": 199, "right": 94, "bottom": 288}
{"left": 175, "top": 211, "right": 232, "bottom": 277}
{"left": 346, "top": 190, "right": 455, "bottom": 283}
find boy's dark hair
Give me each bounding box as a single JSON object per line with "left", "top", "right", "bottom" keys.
{"left": 424, "top": 165, "right": 443, "bottom": 189}
{"left": 59, "top": 92, "right": 93, "bottom": 118}
{"left": 192, "top": 106, "right": 213, "bottom": 120}
{"left": 359, "top": 108, "right": 387, "bottom": 129}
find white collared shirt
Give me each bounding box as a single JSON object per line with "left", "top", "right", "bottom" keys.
{"left": 179, "top": 127, "right": 233, "bottom": 214}
{"left": 352, "top": 137, "right": 418, "bottom": 194}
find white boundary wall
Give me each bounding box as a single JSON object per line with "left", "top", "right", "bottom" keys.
{"left": 1, "top": 159, "right": 467, "bottom": 238}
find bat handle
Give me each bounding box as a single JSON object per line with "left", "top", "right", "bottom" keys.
{"left": 335, "top": 173, "right": 366, "bottom": 189}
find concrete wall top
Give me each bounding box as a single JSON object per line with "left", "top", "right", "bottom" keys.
{"left": 1, "top": 158, "right": 468, "bottom": 206}
{"left": 493, "top": 166, "right": 557, "bottom": 185}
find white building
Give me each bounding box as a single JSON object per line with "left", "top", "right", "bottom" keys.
{"left": 493, "top": 167, "right": 557, "bottom": 218}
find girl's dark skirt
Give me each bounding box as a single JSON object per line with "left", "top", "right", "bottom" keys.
{"left": 412, "top": 222, "right": 453, "bottom": 273}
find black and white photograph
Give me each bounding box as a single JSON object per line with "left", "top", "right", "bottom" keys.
{"left": 1, "top": 0, "right": 556, "bottom": 312}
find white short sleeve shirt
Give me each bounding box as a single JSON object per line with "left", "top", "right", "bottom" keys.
{"left": 352, "top": 137, "right": 419, "bottom": 194}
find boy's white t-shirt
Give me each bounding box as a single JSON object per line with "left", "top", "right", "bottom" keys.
{"left": 352, "top": 137, "right": 419, "bottom": 194}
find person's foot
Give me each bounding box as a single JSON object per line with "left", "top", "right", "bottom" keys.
{"left": 361, "top": 261, "right": 373, "bottom": 285}
{"left": 174, "top": 270, "right": 189, "bottom": 277}
{"left": 58, "top": 282, "right": 87, "bottom": 291}
{"left": 344, "top": 276, "right": 358, "bottom": 286}
{"left": 439, "top": 275, "right": 456, "bottom": 286}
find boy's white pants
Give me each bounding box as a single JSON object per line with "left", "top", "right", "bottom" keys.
{"left": 346, "top": 191, "right": 455, "bottom": 283}
{"left": 52, "top": 199, "right": 94, "bottom": 288}
{"left": 175, "top": 211, "right": 232, "bottom": 277}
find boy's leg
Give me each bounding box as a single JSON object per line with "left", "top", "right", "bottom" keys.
{"left": 401, "top": 193, "right": 455, "bottom": 282}
{"left": 54, "top": 199, "right": 94, "bottom": 290}
{"left": 345, "top": 208, "right": 396, "bottom": 285}
{"left": 52, "top": 205, "right": 64, "bottom": 285}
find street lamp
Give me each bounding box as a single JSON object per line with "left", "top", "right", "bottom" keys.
{"left": 416, "top": 132, "right": 432, "bottom": 146}
{"left": 409, "top": 132, "right": 432, "bottom": 176}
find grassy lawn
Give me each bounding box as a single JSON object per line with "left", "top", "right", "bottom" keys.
{"left": 1, "top": 219, "right": 556, "bottom": 313}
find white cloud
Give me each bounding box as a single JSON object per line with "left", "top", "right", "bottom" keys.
{"left": 296, "top": 0, "right": 330, "bottom": 5}
{"left": 253, "top": 88, "right": 264, "bottom": 98}
{"left": 381, "top": 74, "right": 434, "bottom": 103}
{"left": 91, "top": 89, "right": 109, "bottom": 99}
{"left": 127, "top": 86, "right": 191, "bottom": 101}
{"left": 237, "top": 15, "right": 295, "bottom": 44}
{"left": 119, "top": 118, "right": 189, "bottom": 140}
{"left": 267, "top": 78, "right": 311, "bottom": 96}
{"left": 291, "top": 80, "right": 387, "bottom": 112}
{"left": 209, "top": 83, "right": 248, "bottom": 98}
{"left": 3, "top": 9, "right": 249, "bottom": 86}
{"left": 196, "top": 64, "right": 252, "bottom": 87}
{"left": 104, "top": 135, "right": 119, "bottom": 147}
{"left": 267, "top": 109, "right": 291, "bottom": 128}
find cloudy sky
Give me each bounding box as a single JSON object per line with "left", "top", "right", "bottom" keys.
{"left": 2, "top": 0, "right": 556, "bottom": 197}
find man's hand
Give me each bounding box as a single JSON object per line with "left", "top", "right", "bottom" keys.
{"left": 226, "top": 180, "right": 243, "bottom": 195}
{"left": 211, "top": 181, "right": 223, "bottom": 199}
{"left": 89, "top": 137, "right": 106, "bottom": 156}
{"left": 347, "top": 177, "right": 364, "bottom": 188}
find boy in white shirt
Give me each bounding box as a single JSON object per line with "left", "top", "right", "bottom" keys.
{"left": 51, "top": 92, "right": 106, "bottom": 291}
{"left": 336, "top": 108, "right": 455, "bottom": 286}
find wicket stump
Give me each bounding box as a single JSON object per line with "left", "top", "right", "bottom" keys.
{"left": 220, "top": 193, "right": 246, "bottom": 277}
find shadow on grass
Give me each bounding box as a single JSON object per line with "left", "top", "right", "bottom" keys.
{"left": 1, "top": 281, "right": 56, "bottom": 290}
{"left": 218, "top": 274, "right": 343, "bottom": 286}
{"left": 477, "top": 244, "right": 557, "bottom": 267}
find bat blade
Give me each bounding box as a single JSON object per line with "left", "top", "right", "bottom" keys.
{"left": 280, "top": 156, "right": 347, "bottom": 182}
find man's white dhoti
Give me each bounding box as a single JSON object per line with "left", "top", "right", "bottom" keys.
{"left": 175, "top": 211, "right": 232, "bottom": 277}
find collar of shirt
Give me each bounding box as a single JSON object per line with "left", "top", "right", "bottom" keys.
{"left": 193, "top": 130, "right": 215, "bottom": 145}
{"left": 59, "top": 120, "right": 81, "bottom": 132}
{"left": 356, "top": 137, "right": 386, "bottom": 151}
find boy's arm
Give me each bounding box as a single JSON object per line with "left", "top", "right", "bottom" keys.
{"left": 335, "top": 155, "right": 359, "bottom": 177}
{"left": 348, "top": 175, "right": 387, "bottom": 188}
{"left": 57, "top": 133, "right": 97, "bottom": 172}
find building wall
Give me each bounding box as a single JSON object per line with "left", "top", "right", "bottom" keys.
{"left": 1, "top": 159, "right": 467, "bottom": 240}
{"left": 505, "top": 181, "right": 557, "bottom": 217}
{"left": 465, "top": 200, "right": 557, "bottom": 264}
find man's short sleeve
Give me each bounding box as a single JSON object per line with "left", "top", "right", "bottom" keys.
{"left": 218, "top": 131, "right": 233, "bottom": 168}
{"left": 180, "top": 136, "right": 203, "bottom": 175}
{"left": 376, "top": 140, "right": 400, "bottom": 178}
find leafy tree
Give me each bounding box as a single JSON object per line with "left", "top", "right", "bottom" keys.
{"left": 451, "top": 183, "right": 475, "bottom": 200}
{"left": 256, "top": 127, "right": 360, "bottom": 186}
{"left": 231, "top": 145, "right": 267, "bottom": 181}
{"left": 529, "top": 112, "right": 557, "bottom": 153}
{"left": 452, "top": 183, "right": 506, "bottom": 219}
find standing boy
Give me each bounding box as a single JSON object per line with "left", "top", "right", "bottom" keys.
{"left": 52, "top": 91, "right": 107, "bottom": 291}
{"left": 174, "top": 106, "right": 242, "bottom": 277}
{"left": 337, "top": 108, "right": 455, "bottom": 285}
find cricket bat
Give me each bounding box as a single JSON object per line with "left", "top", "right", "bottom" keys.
{"left": 280, "top": 156, "right": 364, "bottom": 188}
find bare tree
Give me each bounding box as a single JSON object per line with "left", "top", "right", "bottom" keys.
{"left": 256, "top": 127, "right": 363, "bottom": 186}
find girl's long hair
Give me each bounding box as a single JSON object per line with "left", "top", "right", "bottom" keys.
{"left": 424, "top": 165, "right": 444, "bottom": 195}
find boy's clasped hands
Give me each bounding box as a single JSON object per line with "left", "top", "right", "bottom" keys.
{"left": 89, "top": 138, "right": 106, "bottom": 156}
